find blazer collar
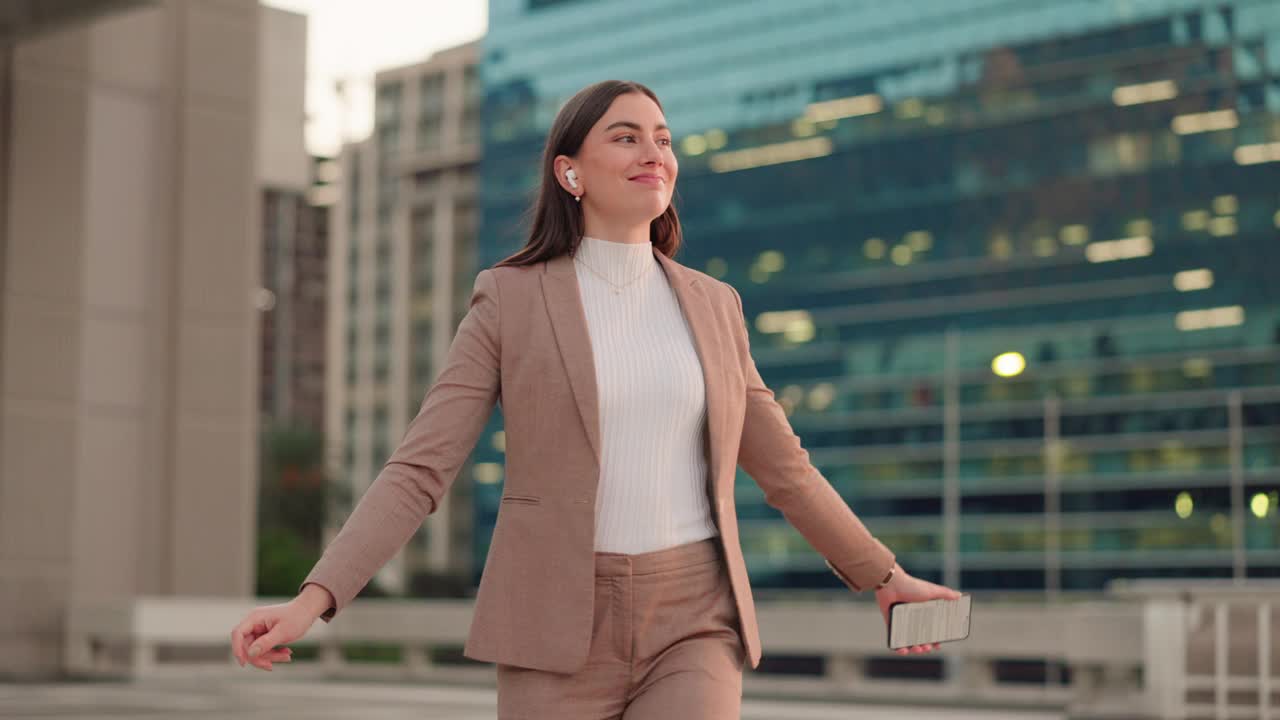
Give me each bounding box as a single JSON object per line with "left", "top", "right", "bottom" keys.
{"left": 539, "top": 247, "right": 726, "bottom": 491}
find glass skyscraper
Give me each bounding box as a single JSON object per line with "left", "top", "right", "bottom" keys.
{"left": 473, "top": 0, "right": 1280, "bottom": 594}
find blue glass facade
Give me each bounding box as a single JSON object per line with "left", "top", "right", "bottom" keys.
{"left": 474, "top": 0, "right": 1280, "bottom": 593}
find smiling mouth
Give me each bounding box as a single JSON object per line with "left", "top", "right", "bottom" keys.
{"left": 630, "top": 176, "right": 664, "bottom": 185}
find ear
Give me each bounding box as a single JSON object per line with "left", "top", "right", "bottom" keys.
{"left": 552, "top": 155, "right": 580, "bottom": 197}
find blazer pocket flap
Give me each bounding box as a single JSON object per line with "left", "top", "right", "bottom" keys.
{"left": 500, "top": 494, "right": 541, "bottom": 505}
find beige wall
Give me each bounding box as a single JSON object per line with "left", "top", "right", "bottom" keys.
{"left": 0, "top": 0, "right": 261, "bottom": 677}
{"left": 257, "top": 5, "right": 308, "bottom": 190}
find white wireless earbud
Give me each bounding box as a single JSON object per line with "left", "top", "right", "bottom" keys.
{"left": 565, "top": 169, "right": 578, "bottom": 188}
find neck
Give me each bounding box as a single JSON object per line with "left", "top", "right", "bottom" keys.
{"left": 574, "top": 232, "right": 655, "bottom": 287}
{"left": 581, "top": 213, "right": 651, "bottom": 245}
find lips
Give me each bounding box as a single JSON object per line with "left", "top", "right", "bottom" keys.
{"left": 629, "top": 175, "right": 664, "bottom": 186}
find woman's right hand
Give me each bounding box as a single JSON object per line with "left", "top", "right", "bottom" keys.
{"left": 230, "top": 586, "right": 330, "bottom": 670}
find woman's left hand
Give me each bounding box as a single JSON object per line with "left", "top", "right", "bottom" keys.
{"left": 874, "top": 563, "right": 963, "bottom": 655}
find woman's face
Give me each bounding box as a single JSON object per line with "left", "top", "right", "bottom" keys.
{"left": 558, "top": 92, "right": 678, "bottom": 224}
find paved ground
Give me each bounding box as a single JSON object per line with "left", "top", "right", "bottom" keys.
{"left": 0, "top": 679, "right": 1065, "bottom": 719}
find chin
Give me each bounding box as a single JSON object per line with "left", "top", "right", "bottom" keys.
{"left": 619, "top": 204, "right": 666, "bottom": 224}
{"left": 642, "top": 199, "right": 671, "bottom": 218}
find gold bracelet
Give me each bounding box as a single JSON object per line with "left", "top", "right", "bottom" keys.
{"left": 873, "top": 564, "right": 897, "bottom": 590}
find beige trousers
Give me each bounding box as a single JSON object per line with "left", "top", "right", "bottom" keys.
{"left": 496, "top": 537, "right": 746, "bottom": 719}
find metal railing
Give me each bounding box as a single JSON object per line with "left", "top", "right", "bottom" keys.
{"left": 65, "top": 581, "right": 1280, "bottom": 716}
{"left": 1109, "top": 579, "right": 1280, "bottom": 720}
{"left": 65, "top": 594, "right": 1141, "bottom": 711}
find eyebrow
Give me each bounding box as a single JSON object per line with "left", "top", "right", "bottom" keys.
{"left": 603, "top": 120, "right": 670, "bottom": 133}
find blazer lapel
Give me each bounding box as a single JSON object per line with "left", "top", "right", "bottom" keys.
{"left": 540, "top": 248, "right": 727, "bottom": 497}
{"left": 542, "top": 253, "right": 602, "bottom": 464}
{"left": 655, "top": 250, "right": 727, "bottom": 500}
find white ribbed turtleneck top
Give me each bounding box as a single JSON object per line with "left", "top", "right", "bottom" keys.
{"left": 571, "top": 234, "right": 719, "bottom": 554}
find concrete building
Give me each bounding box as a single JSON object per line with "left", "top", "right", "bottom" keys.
{"left": 260, "top": 169, "right": 329, "bottom": 435}
{"left": 327, "top": 40, "right": 482, "bottom": 595}
{"left": 257, "top": 5, "right": 327, "bottom": 435}
{"left": 0, "top": 0, "right": 267, "bottom": 678}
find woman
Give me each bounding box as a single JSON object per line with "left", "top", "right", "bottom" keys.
{"left": 230, "top": 80, "right": 960, "bottom": 717}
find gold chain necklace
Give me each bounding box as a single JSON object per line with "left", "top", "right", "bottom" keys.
{"left": 573, "top": 253, "right": 653, "bottom": 295}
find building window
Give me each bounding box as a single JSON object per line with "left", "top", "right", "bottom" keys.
{"left": 419, "top": 73, "right": 445, "bottom": 152}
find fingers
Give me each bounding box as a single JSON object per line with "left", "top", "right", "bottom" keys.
{"left": 247, "top": 624, "right": 287, "bottom": 662}
{"left": 230, "top": 628, "right": 243, "bottom": 665}
{"left": 246, "top": 621, "right": 299, "bottom": 671}
{"left": 926, "top": 581, "right": 962, "bottom": 600}
{"left": 895, "top": 643, "right": 943, "bottom": 655}
{"left": 939, "top": 583, "right": 962, "bottom": 600}
{"left": 231, "top": 613, "right": 295, "bottom": 669}
{"left": 231, "top": 617, "right": 259, "bottom": 666}
{"left": 232, "top": 620, "right": 269, "bottom": 666}
{"left": 252, "top": 647, "right": 293, "bottom": 670}
{"left": 245, "top": 646, "right": 293, "bottom": 671}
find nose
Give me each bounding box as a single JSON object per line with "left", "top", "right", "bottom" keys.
{"left": 640, "top": 138, "right": 665, "bottom": 166}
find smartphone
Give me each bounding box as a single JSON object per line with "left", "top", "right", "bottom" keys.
{"left": 887, "top": 594, "right": 972, "bottom": 650}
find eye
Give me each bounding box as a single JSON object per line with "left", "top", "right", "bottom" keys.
{"left": 616, "top": 135, "right": 673, "bottom": 146}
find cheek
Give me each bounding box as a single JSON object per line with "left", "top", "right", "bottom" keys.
{"left": 578, "top": 152, "right": 612, "bottom": 180}
{"left": 598, "top": 148, "right": 632, "bottom": 174}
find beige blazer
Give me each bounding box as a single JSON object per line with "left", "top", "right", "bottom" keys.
{"left": 301, "top": 247, "right": 896, "bottom": 674}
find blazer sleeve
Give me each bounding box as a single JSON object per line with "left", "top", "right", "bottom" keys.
{"left": 724, "top": 281, "right": 896, "bottom": 593}
{"left": 299, "top": 268, "right": 502, "bottom": 621}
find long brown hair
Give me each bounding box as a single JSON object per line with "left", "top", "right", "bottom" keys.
{"left": 494, "top": 80, "right": 683, "bottom": 269}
